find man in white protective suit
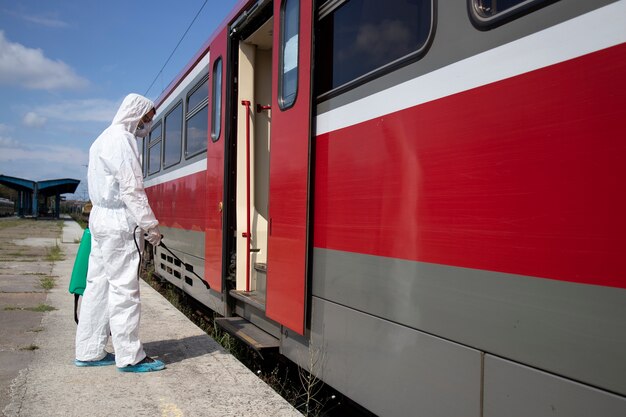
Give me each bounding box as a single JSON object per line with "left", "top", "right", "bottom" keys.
{"left": 75, "top": 93, "right": 165, "bottom": 372}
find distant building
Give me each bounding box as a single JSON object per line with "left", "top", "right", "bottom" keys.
{"left": 0, "top": 175, "right": 80, "bottom": 219}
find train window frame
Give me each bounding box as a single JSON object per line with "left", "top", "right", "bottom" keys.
{"left": 185, "top": 75, "right": 209, "bottom": 159}
{"left": 211, "top": 57, "right": 223, "bottom": 142}
{"left": 163, "top": 100, "right": 183, "bottom": 169}
{"left": 147, "top": 121, "right": 163, "bottom": 175}
{"left": 469, "top": 0, "right": 557, "bottom": 29}
{"left": 315, "top": 0, "right": 435, "bottom": 101}
{"left": 187, "top": 74, "right": 209, "bottom": 113}
{"left": 278, "top": 0, "right": 300, "bottom": 110}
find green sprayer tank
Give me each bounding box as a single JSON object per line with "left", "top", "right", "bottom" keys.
{"left": 69, "top": 228, "right": 91, "bottom": 296}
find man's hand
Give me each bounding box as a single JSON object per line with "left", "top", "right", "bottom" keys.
{"left": 145, "top": 226, "right": 162, "bottom": 246}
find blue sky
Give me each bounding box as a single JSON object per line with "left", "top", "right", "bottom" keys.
{"left": 0, "top": 0, "right": 238, "bottom": 200}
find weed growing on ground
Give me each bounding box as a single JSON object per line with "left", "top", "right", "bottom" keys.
{"left": 45, "top": 243, "right": 64, "bottom": 262}
{"left": 3, "top": 304, "right": 56, "bottom": 312}
{"left": 295, "top": 342, "right": 328, "bottom": 416}
{"left": 39, "top": 276, "right": 56, "bottom": 290}
{"left": 70, "top": 213, "right": 88, "bottom": 230}
{"left": 26, "top": 304, "right": 57, "bottom": 312}
{"left": 0, "top": 220, "right": 21, "bottom": 230}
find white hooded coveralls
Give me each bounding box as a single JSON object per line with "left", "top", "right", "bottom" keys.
{"left": 75, "top": 94, "right": 158, "bottom": 367}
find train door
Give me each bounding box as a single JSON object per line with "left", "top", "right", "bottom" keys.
{"left": 231, "top": 2, "right": 274, "bottom": 310}
{"left": 205, "top": 29, "right": 228, "bottom": 293}
{"left": 231, "top": 0, "right": 313, "bottom": 335}
{"left": 265, "top": 0, "right": 313, "bottom": 335}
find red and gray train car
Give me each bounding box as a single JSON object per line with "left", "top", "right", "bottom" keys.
{"left": 141, "top": 0, "right": 626, "bottom": 415}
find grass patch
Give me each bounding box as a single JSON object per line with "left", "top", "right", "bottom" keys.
{"left": 19, "top": 344, "right": 39, "bottom": 351}
{"left": 39, "top": 276, "right": 56, "bottom": 290}
{"left": 70, "top": 213, "right": 88, "bottom": 230}
{"left": 0, "top": 219, "right": 21, "bottom": 230}
{"left": 5, "top": 304, "right": 57, "bottom": 312}
{"left": 3, "top": 259, "right": 38, "bottom": 263}
{"left": 26, "top": 304, "right": 57, "bottom": 312}
{"left": 45, "top": 243, "right": 64, "bottom": 262}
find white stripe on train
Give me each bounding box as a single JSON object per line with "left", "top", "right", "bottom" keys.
{"left": 144, "top": 158, "right": 207, "bottom": 188}
{"left": 316, "top": 0, "right": 626, "bottom": 135}
{"left": 156, "top": 52, "right": 211, "bottom": 116}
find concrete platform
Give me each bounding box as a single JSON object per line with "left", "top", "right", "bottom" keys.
{"left": 3, "top": 218, "right": 302, "bottom": 417}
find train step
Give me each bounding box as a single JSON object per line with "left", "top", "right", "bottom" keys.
{"left": 214, "top": 317, "right": 279, "bottom": 356}
{"left": 230, "top": 289, "right": 265, "bottom": 311}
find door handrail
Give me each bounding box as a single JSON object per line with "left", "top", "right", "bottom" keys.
{"left": 241, "top": 100, "right": 252, "bottom": 292}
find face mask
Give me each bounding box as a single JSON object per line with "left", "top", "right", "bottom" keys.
{"left": 135, "top": 120, "right": 152, "bottom": 138}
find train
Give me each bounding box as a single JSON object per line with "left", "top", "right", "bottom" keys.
{"left": 0, "top": 197, "right": 15, "bottom": 217}
{"left": 140, "top": 1, "right": 626, "bottom": 415}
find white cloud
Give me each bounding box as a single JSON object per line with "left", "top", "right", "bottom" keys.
{"left": 0, "top": 132, "right": 87, "bottom": 184}
{"left": 0, "top": 141, "right": 87, "bottom": 165}
{"left": 0, "top": 128, "right": 87, "bottom": 164}
{"left": 35, "top": 98, "right": 119, "bottom": 123}
{"left": 0, "top": 135, "right": 23, "bottom": 148}
{"left": 3, "top": 9, "right": 69, "bottom": 28}
{"left": 22, "top": 15, "right": 68, "bottom": 28}
{"left": 22, "top": 112, "right": 47, "bottom": 127}
{"left": 0, "top": 30, "right": 89, "bottom": 90}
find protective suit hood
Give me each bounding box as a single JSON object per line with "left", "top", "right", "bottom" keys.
{"left": 111, "top": 94, "right": 155, "bottom": 134}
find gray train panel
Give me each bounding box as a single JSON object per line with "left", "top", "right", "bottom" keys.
{"left": 155, "top": 228, "right": 204, "bottom": 276}
{"left": 484, "top": 355, "right": 626, "bottom": 417}
{"left": 159, "top": 225, "right": 205, "bottom": 260}
{"left": 312, "top": 248, "right": 626, "bottom": 396}
{"left": 316, "top": 0, "right": 619, "bottom": 113}
{"left": 310, "top": 297, "right": 482, "bottom": 417}
{"left": 155, "top": 226, "right": 224, "bottom": 313}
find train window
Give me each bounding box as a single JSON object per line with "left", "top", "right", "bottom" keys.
{"left": 149, "top": 121, "right": 162, "bottom": 143}
{"left": 186, "top": 77, "right": 209, "bottom": 157}
{"left": 279, "top": 0, "right": 299, "bottom": 109}
{"left": 186, "top": 105, "right": 208, "bottom": 157}
{"left": 148, "top": 121, "right": 162, "bottom": 175}
{"left": 316, "top": 0, "right": 432, "bottom": 98}
{"left": 470, "top": 0, "right": 553, "bottom": 27}
{"left": 187, "top": 77, "right": 209, "bottom": 112}
{"left": 211, "top": 58, "right": 223, "bottom": 142}
{"left": 163, "top": 101, "right": 183, "bottom": 168}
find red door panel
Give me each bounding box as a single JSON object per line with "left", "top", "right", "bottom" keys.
{"left": 266, "top": 0, "right": 313, "bottom": 335}
{"left": 205, "top": 29, "right": 228, "bottom": 292}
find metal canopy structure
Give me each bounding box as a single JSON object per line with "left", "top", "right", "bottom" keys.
{"left": 0, "top": 175, "right": 80, "bottom": 218}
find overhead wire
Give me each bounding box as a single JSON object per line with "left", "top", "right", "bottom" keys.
{"left": 144, "top": 0, "right": 209, "bottom": 97}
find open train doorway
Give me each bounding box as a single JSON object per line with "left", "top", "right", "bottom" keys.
{"left": 231, "top": 9, "right": 274, "bottom": 312}
{"left": 226, "top": 0, "right": 313, "bottom": 337}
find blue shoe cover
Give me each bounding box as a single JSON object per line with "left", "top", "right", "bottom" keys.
{"left": 118, "top": 357, "right": 165, "bottom": 373}
{"left": 75, "top": 352, "right": 116, "bottom": 367}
